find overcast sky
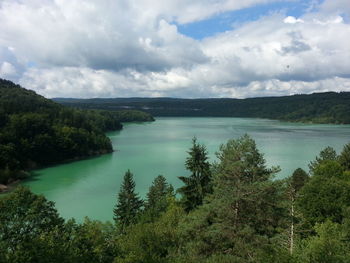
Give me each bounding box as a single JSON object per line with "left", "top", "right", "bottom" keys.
{"left": 0, "top": 0, "right": 349, "bottom": 98}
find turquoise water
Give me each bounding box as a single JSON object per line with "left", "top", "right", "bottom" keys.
{"left": 23, "top": 117, "right": 350, "bottom": 222}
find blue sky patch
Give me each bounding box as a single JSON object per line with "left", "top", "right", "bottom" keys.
{"left": 177, "top": 0, "right": 323, "bottom": 39}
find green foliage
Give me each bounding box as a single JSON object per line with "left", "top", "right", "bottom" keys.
{"left": 115, "top": 200, "right": 184, "bottom": 263}
{"left": 282, "top": 168, "right": 309, "bottom": 254}
{"left": 297, "top": 161, "right": 350, "bottom": 226}
{"left": 290, "top": 168, "right": 309, "bottom": 194}
{"left": 142, "top": 175, "right": 174, "bottom": 222}
{"left": 308, "top": 146, "right": 338, "bottom": 175}
{"left": 178, "top": 137, "right": 212, "bottom": 212}
{"left": 67, "top": 218, "right": 118, "bottom": 263}
{"left": 339, "top": 142, "right": 350, "bottom": 171}
{"left": 0, "top": 187, "right": 119, "bottom": 263}
{"left": 55, "top": 92, "right": 350, "bottom": 124}
{"left": 2, "top": 135, "right": 350, "bottom": 262}
{"left": 0, "top": 79, "right": 154, "bottom": 185}
{"left": 114, "top": 170, "right": 143, "bottom": 229}
{"left": 0, "top": 79, "right": 125, "bottom": 184}
{"left": 0, "top": 186, "right": 65, "bottom": 262}
{"left": 174, "top": 135, "right": 284, "bottom": 262}
{"left": 106, "top": 110, "right": 154, "bottom": 122}
{"left": 294, "top": 221, "right": 350, "bottom": 263}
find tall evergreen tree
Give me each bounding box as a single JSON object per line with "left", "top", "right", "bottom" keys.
{"left": 114, "top": 170, "right": 143, "bottom": 229}
{"left": 339, "top": 142, "right": 350, "bottom": 171}
{"left": 178, "top": 137, "right": 212, "bottom": 212}
{"left": 143, "top": 175, "right": 172, "bottom": 221}
{"left": 176, "top": 135, "right": 283, "bottom": 262}
{"left": 146, "top": 175, "right": 168, "bottom": 209}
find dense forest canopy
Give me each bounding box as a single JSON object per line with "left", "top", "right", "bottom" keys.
{"left": 0, "top": 79, "right": 153, "bottom": 185}
{"left": 1, "top": 135, "right": 350, "bottom": 262}
{"left": 55, "top": 91, "right": 350, "bottom": 124}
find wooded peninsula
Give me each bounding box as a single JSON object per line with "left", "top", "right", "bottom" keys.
{"left": 0, "top": 79, "right": 153, "bottom": 185}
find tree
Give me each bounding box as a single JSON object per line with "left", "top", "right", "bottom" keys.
{"left": 308, "top": 146, "right": 337, "bottom": 175}
{"left": 67, "top": 218, "right": 117, "bottom": 263}
{"left": 295, "top": 221, "right": 350, "bottom": 263}
{"left": 143, "top": 175, "right": 172, "bottom": 222}
{"left": 146, "top": 175, "right": 169, "bottom": 210}
{"left": 175, "top": 135, "right": 284, "bottom": 262}
{"left": 178, "top": 137, "right": 212, "bottom": 211}
{"left": 0, "top": 186, "right": 64, "bottom": 262}
{"left": 114, "top": 170, "right": 143, "bottom": 229}
{"left": 115, "top": 200, "right": 184, "bottom": 263}
{"left": 290, "top": 168, "right": 309, "bottom": 193}
{"left": 287, "top": 168, "right": 309, "bottom": 254}
{"left": 297, "top": 160, "right": 350, "bottom": 226}
{"left": 339, "top": 142, "right": 350, "bottom": 171}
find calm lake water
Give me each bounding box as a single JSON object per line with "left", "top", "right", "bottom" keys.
{"left": 23, "top": 117, "right": 350, "bottom": 222}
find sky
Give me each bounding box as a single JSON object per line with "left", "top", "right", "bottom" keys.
{"left": 0, "top": 0, "right": 349, "bottom": 98}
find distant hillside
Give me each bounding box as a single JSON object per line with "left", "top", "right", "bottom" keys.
{"left": 0, "top": 79, "right": 153, "bottom": 185}
{"left": 54, "top": 92, "right": 350, "bottom": 124}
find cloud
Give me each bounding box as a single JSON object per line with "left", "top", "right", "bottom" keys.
{"left": 0, "top": 0, "right": 209, "bottom": 72}
{"left": 1, "top": 0, "right": 350, "bottom": 98}
{"left": 197, "top": 14, "right": 350, "bottom": 84}
{"left": 280, "top": 32, "right": 311, "bottom": 54}
{"left": 0, "top": 61, "right": 16, "bottom": 78}
{"left": 1, "top": 0, "right": 283, "bottom": 73}
{"left": 320, "top": 0, "right": 350, "bottom": 16}
{"left": 284, "top": 16, "right": 304, "bottom": 24}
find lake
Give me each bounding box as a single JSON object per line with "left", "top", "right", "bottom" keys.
{"left": 23, "top": 117, "right": 350, "bottom": 222}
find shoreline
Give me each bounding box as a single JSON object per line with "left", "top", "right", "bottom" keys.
{"left": 0, "top": 148, "right": 115, "bottom": 194}
{"left": 0, "top": 118, "right": 155, "bottom": 194}
{"left": 0, "top": 180, "right": 21, "bottom": 194}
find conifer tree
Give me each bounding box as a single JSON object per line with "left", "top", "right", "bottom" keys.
{"left": 178, "top": 137, "right": 212, "bottom": 211}
{"left": 114, "top": 170, "right": 143, "bottom": 229}
{"left": 339, "top": 142, "right": 350, "bottom": 171}
{"left": 146, "top": 175, "right": 169, "bottom": 210}
{"left": 143, "top": 175, "right": 172, "bottom": 221}
{"left": 175, "top": 135, "right": 283, "bottom": 261}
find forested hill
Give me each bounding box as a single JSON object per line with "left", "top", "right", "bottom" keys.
{"left": 55, "top": 91, "right": 350, "bottom": 124}
{"left": 0, "top": 79, "right": 153, "bottom": 185}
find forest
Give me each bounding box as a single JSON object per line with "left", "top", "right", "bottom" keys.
{"left": 54, "top": 91, "right": 350, "bottom": 124}
{"left": 1, "top": 135, "right": 350, "bottom": 263}
{"left": 0, "top": 79, "right": 154, "bottom": 185}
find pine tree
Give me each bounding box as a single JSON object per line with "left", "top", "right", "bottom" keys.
{"left": 146, "top": 175, "right": 168, "bottom": 209}
{"left": 339, "top": 143, "right": 350, "bottom": 171}
{"left": 114, "top": 170, "right": 143, "bottom": 229}
{"left": 175, "top": 135, "right": 283, "bottom": 261}
{"left": 178, "top": 137, "right": 212, "bottom": 212}
{"left": 143, "top": 175, "right": 172, "bottom": 221}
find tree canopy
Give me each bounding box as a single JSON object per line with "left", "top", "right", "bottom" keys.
{"left": 1, "top": 134, "right": 350, "bottom": 262}
{"left": 55, "top": 91, "right": 350, "bottom": 124}
{"left": 0, "top": 78, "right": 153, "bottom": 185}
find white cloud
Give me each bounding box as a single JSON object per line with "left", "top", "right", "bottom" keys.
{"left": 0, "top": 61, "right": 16, "bottom": 78}
{"left": 284, "top": 16, "right": 304, "bottom": 24}
{"left": 1, "top": 0, "right": 350, "bottom": 98}
{"left": 320, "top": 0, "right": 350, "bottom": 16}
{"left": 0, "top": 0, "right": 209, "bottom": 72}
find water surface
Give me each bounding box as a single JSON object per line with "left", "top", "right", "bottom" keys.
{"left": 24, "top": 117, "right": 350, "bottom": 222}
